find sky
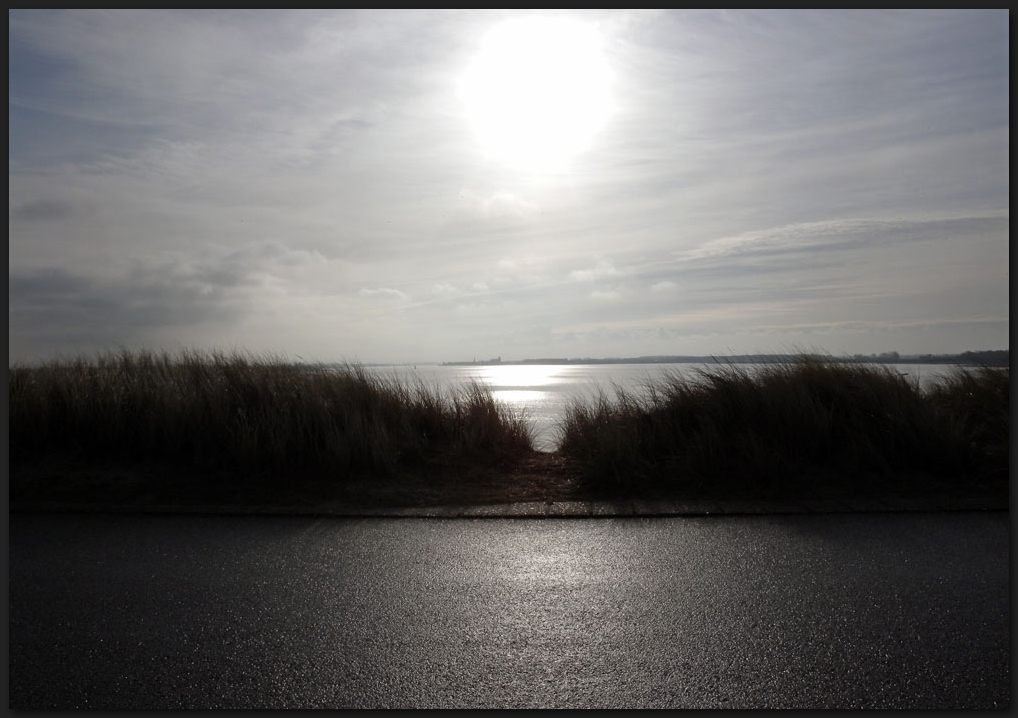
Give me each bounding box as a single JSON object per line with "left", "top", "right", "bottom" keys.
{"left": 8, "top": 9, "right": 1009, "bottom": 364}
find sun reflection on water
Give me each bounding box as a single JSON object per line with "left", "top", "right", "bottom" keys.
{"left": 472, "top": 364, "right": 565, "bottom": 389}
{"left": 491, "top": 389, "right": 546, "bottom": 404}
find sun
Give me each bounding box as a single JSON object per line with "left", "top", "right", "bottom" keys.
{"left": 460, "top": 16, "right": 611, "bottom": 172}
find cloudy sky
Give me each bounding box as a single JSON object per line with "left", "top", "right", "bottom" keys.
{"left": 9, "top": 9, "right": 1009, "bottom": 364}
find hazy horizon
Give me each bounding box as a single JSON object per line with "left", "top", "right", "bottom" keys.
{"left": 9, "top": 10, "right": 1009, "bottom": 365}
{"left": 374, "top": 347, "right": 1009, "bottom": 367}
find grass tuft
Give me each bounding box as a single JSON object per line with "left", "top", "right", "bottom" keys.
{"left": 558, "top": 358, "right": 1009, "bottom": 501}
{"left": 9, "top": 349, "right": 535, "bottom": 503}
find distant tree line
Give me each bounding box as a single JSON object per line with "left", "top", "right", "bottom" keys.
{"left": 851, "top": 350, "right": 1008, "bottom": 366}
{"left": 443, "top": 350, "right": 1009, "bottom": 367}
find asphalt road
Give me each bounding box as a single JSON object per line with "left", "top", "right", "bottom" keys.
{"left": 9, "top": 511, "right": 1009, "bottom": 708}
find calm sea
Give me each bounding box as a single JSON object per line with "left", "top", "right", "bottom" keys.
{"left": 363, "top": 362, "right": 969, "bottom": 452}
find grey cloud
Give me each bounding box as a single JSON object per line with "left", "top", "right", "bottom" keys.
{"left": 9, "top": 268, "right": 93, "bottom": 298}
{"left": 165, "top": 240, "right": 339, "bottom": 296}
{"left": 8, "top": 9, "right": 457, "bottom": 152}
{"left": 9, "top": 200, "right": 78, "bottom": 222}
{"left": 8, "top": 240, "right": 334, "bottom": 358}
{"left": 221, "top": 241, "right": 327, "bottom": 268}
{"left": 752, "top": 316, "right": 1010, "bottom": 334}
{"left": 9, "top": 266, "right": 245, "bottom": 334}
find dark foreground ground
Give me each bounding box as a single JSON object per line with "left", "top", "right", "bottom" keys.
{"left": 9, "top": 511, "right": 1009, "bottom": 709}
{"left": 8, "top": 450, "right": 1009, "bottom": 518}
{"left": 10, "top": 452, "right": 579, "bottom": 513}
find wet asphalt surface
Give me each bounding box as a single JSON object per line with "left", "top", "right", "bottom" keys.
{"left": 8, "top": 511, "right": 1009, "bottom": 708}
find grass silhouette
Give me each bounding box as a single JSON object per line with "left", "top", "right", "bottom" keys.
{"left": 9, "top": 349, "right": 536, "bottom": 506}
{"left": 559, "top": 358, "right": 1008, "bottom": 501}
{"left": 9, "top": 350, "right": 1008, "bottom": 508}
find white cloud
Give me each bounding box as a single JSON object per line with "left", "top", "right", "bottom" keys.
{"left": 459, "top": 189, "right": 537, "bottom": 218}
{"left": 680, "top": 219, "right": 893, "bottom": 261}
{"left": 650, "top": 280, "right": 678, "bottom": 293}
{"left": 431, "top": 283, "right": 458, "bottom": 296}
{"left": 590, "top": 289, "right": 622, "bottom": 302}
{"left": 570, "top": 257, "right": 620, "bottom": 282}
{"left": 678, "top": 214, "right": 1007, "bottom": 263}
{"left": 497, "top": 255, "right": 541, "bottom": 271}
{"left": 359, "top": 287, "right": 409, "bottom": 301}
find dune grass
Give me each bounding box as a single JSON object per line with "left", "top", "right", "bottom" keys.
{"left": 9, "top": 349, "right": 536, "bottom": 505}
{"left": 558, "top": 359, "right": 1009, "bottom": 501}
{"left": 9, "top": 350, "right": 1008, "bottom": 508}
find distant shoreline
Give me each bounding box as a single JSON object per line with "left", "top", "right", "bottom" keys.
{"left": 439, "top": 350, "right": 1009, "bottom": 367}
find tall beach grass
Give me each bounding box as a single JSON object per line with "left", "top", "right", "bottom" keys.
{"left": 9, "top": 350, "right": 1008, "bottom": 506}
{"left": 9, "top": 349, "right": 535, "bottom": 498}
{"left": 558, "top": 358, "right": 1009, "bottom": 500}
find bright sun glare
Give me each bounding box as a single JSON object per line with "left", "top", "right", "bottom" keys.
{"left": 460, "top": 16, "right": 611, "bottom": 172}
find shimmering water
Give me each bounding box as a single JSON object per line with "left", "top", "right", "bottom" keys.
{"left": 367, "top": 363, "right": 969, "bottom": 452}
